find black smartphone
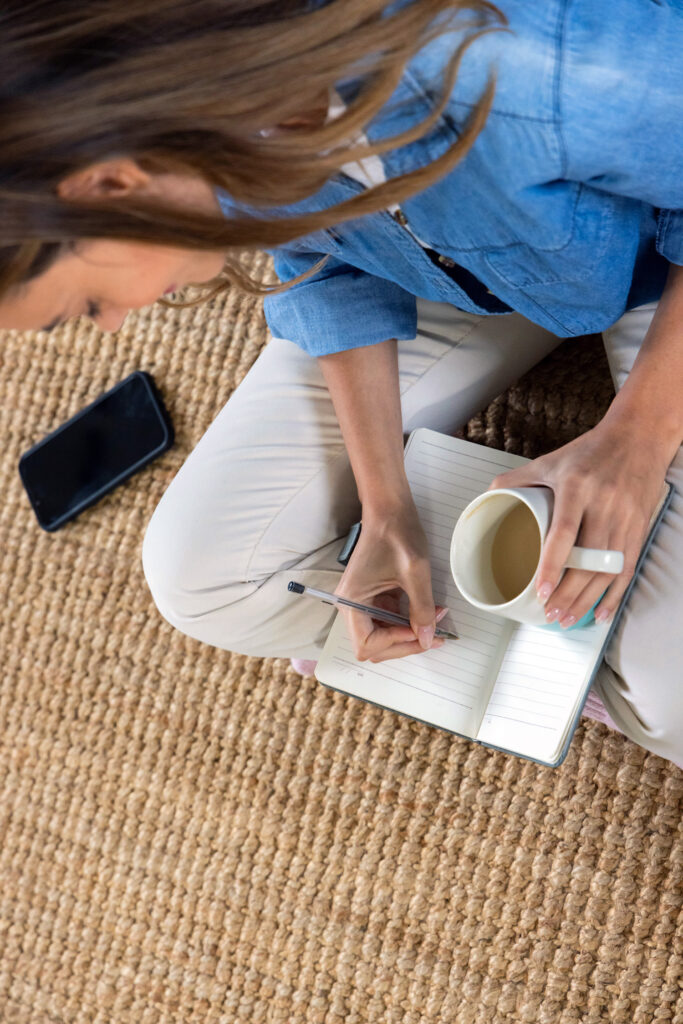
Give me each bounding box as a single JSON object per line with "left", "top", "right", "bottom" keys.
{"left": 19, "top": 370, "right": 174, "bottom": 531}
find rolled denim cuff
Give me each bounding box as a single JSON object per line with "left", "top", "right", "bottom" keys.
{"left": 656, "top": 209, "right": 683, "bottom": 267}
{"left": 265, "top": 250, "right": 417, "bottom": 356}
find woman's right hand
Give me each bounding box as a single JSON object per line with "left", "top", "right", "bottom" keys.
{"left": 334, "top": 494, "right": 447, "bottom": 663}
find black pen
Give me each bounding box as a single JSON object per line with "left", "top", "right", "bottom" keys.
{"left": 287, "top": 581, "right": 459, "bottom": 640}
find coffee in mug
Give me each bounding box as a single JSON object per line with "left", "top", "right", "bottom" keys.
{"left": 490, "top": 501, "right": 542, "bottom": 602}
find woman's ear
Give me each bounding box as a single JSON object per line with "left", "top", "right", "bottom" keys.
{"left": 57, "top": 158, "right": 152, "bottom": 201}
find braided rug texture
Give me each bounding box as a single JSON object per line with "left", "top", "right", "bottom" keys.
{"left": 0, "top": 252, "right": 680, "bottom": 1024}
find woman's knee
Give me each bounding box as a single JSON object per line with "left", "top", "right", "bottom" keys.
{"left": 142, "top": 487, "right": 325, "bottom": 657}
{"left": 142, "top": 492, "right": 249, "bottom": 641}
{"left": 142, "top": 498, "right": 203, "bottom": 628}
{"left": 602, "top": 642, "right": 683, "bottom": 763}
{"left": 634, "top": 686, "right": 683, "bottom": 760}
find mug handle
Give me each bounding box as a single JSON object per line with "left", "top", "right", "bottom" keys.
{"left": 565, "top": 546, "right": 624, "bottom": 574}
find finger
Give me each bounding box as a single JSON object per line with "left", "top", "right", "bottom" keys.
{"left": 544, "top": 571, "right": 612, "bottom": 627}
{"left": 367, "top": 637, "right": 446, "bottom": 663}
{"left": 487, "top": 465, "right": 544, "bottom": 492}
{"left": 590, "top": 535, "right": 642, "bottom": 625}
{"left": 541, "top": 568, "right": 592, "bottom": 624}
{"left": 534, "top": 484, "right": 584, "bottom": 602}
{"left": 350, "top": 592, "right": 448, "bottom": 632}
{"left": 401, "top": 558, "right": 438, "bottom": 650}
{"left": 540, "top": 504, "right": 610, "bottom": 618}
{"left": 348, "top": 602, "right": 449, "bottom": 661}
{"left": 544, "top": 512, "right": 633, "bottom": 627}
{"left": 342, "top": 607, "right": 417, "bottom": 661}
{"left": 588, "top": 489, "right": 661, "bottom": 624}
{"left": 360, "top": 623, "right": 445, "bottom": 662}
{"left": 592, "top": 577, "right": 632, "bottom": 625}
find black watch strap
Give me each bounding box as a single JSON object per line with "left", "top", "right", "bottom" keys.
{"left": 337, "top": 521, "right": 362, "bottom": 566}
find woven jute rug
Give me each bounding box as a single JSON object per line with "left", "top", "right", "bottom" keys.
{"left": 0, "top": 252, "right": 680, "bottom": 1024}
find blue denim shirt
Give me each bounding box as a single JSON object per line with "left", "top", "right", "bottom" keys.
{"left": 217, "top": 0, "right": 683, "bottom": 355}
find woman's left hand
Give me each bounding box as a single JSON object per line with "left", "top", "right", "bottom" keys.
{"left": 486, "top": 420, "right": 670, "bottom": 628}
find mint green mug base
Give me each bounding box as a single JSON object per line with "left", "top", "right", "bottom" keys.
{"left": 539, "top": 589, "right": 608, "bottom": 632}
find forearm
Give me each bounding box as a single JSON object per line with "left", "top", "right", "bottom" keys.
{"left": 601, "top": 262, "right": 683, "bottom": 465}
{"left": 317, "top": 340, "right": 411, "bottom": 513}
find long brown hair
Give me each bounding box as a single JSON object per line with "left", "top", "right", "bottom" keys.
{"left": 0, "top": 0, "right": 504, "bottom": 303}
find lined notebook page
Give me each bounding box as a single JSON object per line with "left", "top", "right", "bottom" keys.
{"left": 476, "top": 621, "right": 608, "bottom": 762}
{"left": 317, "top": 430, "right": 528, "bottom": 738}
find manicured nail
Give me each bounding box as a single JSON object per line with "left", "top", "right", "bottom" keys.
{"left": 560, "top": 614, "right": 576, "bottom": 629}
{"left": 436, "top": 607, "right": 450, "bottom": 623}
{"left": 545, "top": 607, "right": 561, "bottom": 623}
{"left": 418, "top": 626, "right": 435, "bottom": 650}
{"left": 537, "top": 581, "right": 552, "bottom": 603}
{"left": 595, "top": 607, "right": 611, "bottom": 623}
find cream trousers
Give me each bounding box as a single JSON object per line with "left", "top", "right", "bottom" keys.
{"left": 143, "top": 299, "right": 683, "bottom": 765}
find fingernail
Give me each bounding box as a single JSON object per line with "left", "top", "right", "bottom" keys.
{"left": 560, "top": 614, "right": 576, "bottom": 629}
{"left": 537, "top": 581, "right": 552, "bottom": 603}
{"left": 546, "top": 607, "right": 561, "bottom": 623}
{"left": 595, "top": 607, "right": 610, "bottom": 623}
{"left": 436, "top": 607, "right": 449, "bottom": 623}
{"left": 432, "top": 638, "right": 445, "bottom": 648}
{"left": 418, "top": 626, "right": 435, "bottom": 650}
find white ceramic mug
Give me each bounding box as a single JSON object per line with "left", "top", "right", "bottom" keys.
{"left": 449, "top": 487, "right": 624, "bottom": 628}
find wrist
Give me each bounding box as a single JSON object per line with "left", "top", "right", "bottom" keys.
{"left": 360, "top": 474, "right": 413, "bottom": 518}
{"left": 600, "top": 262, "right": 683, "bottom": 468}
{"left": 600, "top": 392, "right": 682, "bottom": 470}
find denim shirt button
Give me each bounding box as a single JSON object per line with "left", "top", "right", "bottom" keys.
{"left": 393, "top": 209, "right": 409, "bottom": 227}
{"left": 437, "top": 254, "right": 456, "bottom": 268}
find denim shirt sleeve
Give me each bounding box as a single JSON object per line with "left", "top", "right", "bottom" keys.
{"left": 263, "top": 248, "right": 417, "bottom": 356}
{"left": 657, "top": 211, "right": 683, "bottom": 268}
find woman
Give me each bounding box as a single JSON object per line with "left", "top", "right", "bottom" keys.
{"left": 1, "top": 1, "right": 681, "bottom": 765}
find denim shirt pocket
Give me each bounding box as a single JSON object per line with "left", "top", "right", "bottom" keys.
{"left": 481, "top": 184, "right": 619, "bottom": 334}
{"left": 484, "top": 184, "right": 612, "bottom": 286}
{"left": 656, "top": 208, "right": 683, "bottom": 265}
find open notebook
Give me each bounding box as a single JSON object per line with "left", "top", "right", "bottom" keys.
{"left": 315, "top": 429, "right": 674, "bottom": 766}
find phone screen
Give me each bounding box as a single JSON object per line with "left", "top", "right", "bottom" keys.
{"left": 19, "top": 372, "right": 173, "bottom": 531}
